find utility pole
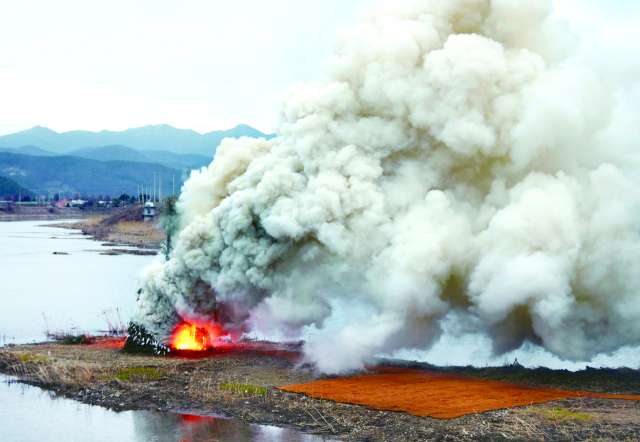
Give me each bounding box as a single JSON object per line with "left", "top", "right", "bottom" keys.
{"left": 173, "top": 175, "right": 175, "bottom": 196}
{"left": 158, "top": 169, "right": 164, "bottom": 203}
{"left": 153, "top": 171, "right": 157, "bottom": 203}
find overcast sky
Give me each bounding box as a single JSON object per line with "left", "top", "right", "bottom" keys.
{"left": 0, "top": 0, "right": 638, "bottom": 136}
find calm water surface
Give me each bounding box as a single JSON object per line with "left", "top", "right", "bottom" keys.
{"left": 0, "top": 220, "right": 157, "bottom": 345}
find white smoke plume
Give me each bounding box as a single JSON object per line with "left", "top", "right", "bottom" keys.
{"left": 133, "top": 0, "right": 640, "bottom": 373}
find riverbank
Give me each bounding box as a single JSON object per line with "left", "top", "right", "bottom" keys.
{"left": 0, "top": 204, "right": 109, "bottom": 221}
{"left": 1, "top": 340, "right": 639, "bottom": 441}
{"left": 51, "top": 206, "right": 165, "bottom": 249}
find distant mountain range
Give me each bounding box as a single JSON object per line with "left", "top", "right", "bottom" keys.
{"left": 0, "top": 152, "right": 184, "bottom": 197}
{"left": 0, "top": 124, "right": 276, "bottom": 155}
{"left": 0, "top": 123, "right": 276, "bottom": 197}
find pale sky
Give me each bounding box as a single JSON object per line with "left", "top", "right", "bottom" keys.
{"left": 0, "top": 0, "right": 637, "bottom": 136}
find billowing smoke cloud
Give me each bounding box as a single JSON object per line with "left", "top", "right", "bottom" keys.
{"left": 133, "top": 0, "right": 640, "bottom": 373}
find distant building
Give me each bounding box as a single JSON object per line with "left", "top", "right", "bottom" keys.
{"left": 143, "top": 202, "right": 155, "bottom": 222}
{"left": 55, "top": 198, "right": 71, "bottom": 208}
{"left": 70, "top": 199, "right": 87, "bottom": 207}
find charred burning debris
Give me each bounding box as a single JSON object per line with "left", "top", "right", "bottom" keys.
{"left": 122, "top": 322, "right": 171, "bottom": 355}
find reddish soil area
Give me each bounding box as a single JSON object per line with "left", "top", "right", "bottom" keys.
{"left": 257, "top": 350, "right": 303, "bottom": 363}
{"left": 280, "top": 367, "right": 640, "bottom": 419}
{"left": 91, "top": 336, "right": 127, "bottom": 348}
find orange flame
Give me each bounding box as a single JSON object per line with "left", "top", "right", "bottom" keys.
{"left": 170, "top": 323, "right": 211, "bottom": 351}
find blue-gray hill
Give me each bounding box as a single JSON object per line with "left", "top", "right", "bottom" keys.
{"left": 67, "top": 145, "right": 213, "bottom": 170}
{"left": 0, "top": 175, "right": 34, "bottom": 199}
{"left": 0, "top": 124, "right": 276, "bottom": 155}
{"left": 0, "top": 152, "right": 184, "bottom": 197}
{"left": 0, "top": 145, "right": 58, "bottom": 156}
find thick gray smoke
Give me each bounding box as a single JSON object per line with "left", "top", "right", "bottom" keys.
{"left": 133, "top": 0, "right": 640, "bottom": 373}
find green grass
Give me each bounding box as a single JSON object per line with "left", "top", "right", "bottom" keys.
{"left": 219, "top": 382, "right": 266, "bottom": 396}
{"left": 103, "top": 367, "right": 162, "bottom": 381}
{"left": 539, "top": 407, "right": 592, "bottom": 422}
{"left": 20, "top": 354, "right": 46, "bottom": 362}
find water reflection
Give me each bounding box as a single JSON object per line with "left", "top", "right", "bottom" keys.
{"left": 0, "top": 375, "right": 334, "bottom": 442}
{"left": 132, "top": 412, "right": 326, "bottom": 442}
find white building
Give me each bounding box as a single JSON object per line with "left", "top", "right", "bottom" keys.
{"left": 70, "top": 199, "right": 87, "bottom": 207}
{"left": 143, "top": 202, "right": 155, "bottom": 222}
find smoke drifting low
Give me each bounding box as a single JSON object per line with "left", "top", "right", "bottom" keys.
{"left": 133, "top": 0, "right": 640, "bottom": 373}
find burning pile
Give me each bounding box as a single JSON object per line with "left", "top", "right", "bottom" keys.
{"left": 171, "top": 323, "right": 210, "bottom": 350}
{"left": 124, "top": 321, "right": 227, "bottom": 354}
{"left": 169, "top": 322, "right": 227, "bottom": 351}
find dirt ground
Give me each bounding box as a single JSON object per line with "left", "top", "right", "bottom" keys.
{"left": 1, "top": 340, "right": 639, "bottom": 441}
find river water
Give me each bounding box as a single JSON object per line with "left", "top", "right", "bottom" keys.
{"left": 0, "top": 220, "right": 335, "bottom": 442}
{"left": 0, "top": 220, "right": 158, "bottom": 345}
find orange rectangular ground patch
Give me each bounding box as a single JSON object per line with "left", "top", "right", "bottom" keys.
{"left": 278, "top": 368, "right": 640, "bottom": 419}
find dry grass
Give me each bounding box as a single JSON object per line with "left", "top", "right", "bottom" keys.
{"left": 495, "top": 398, "right": 640, "bottom": 441}
{"left": 101, "top": 308, "right": 127, "bottom": 336}
{"left": 8, "top": 357, "right": 102, "bottom": 387}
{"left": 8, "top": 353, "right": 167, "bottom": 387}
{"left": 53, "top": 210, "right": 165, "bottom": 248}
{"left": 108, "top": 221, "right": 165, "bottom": 246}
{"left": 58, "top": 216, "right": 167, "bottom": 248}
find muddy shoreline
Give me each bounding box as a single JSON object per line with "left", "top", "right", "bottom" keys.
{"left": 2, "top": 340, "right": 639, "bottom": 441}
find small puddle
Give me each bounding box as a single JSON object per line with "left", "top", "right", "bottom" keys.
{"left": 0, "top": 375, "right": 336, "bottom": 442}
